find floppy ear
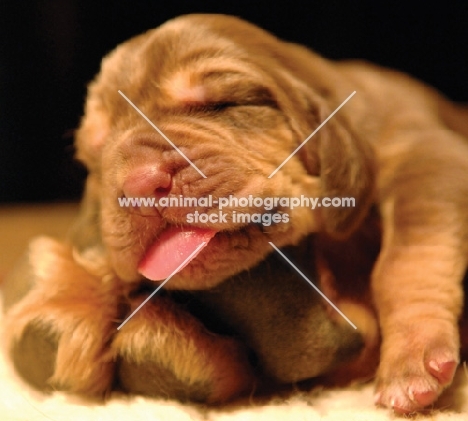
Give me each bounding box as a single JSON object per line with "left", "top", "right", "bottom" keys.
{"left": 69, "top": 81, "right": 109, "bottom": 254}
{"left": 315, "top": 111, "right": 376, "bottom": 237}
{"left": 74, "top": 85, "right": 110, "bottom": 172}
{"left": 274, "top": 67, "right": 376, "bottom": 238}
{"left": 68, "top": 173, "right": 102, "bottom": 253}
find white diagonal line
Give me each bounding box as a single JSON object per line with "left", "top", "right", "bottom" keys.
{"left": 268, "top": 242, "right": 357, "bottom": 329}
{"left": 118, "top": 90, "right": 207, "bottom": 178}
{"left": 268, "top": 91, "right": 356, "bottom": 178}
{"left": 117, "top": 241, "right": 207, "bottom": 330}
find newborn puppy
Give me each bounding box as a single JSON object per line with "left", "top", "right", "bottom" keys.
{"left": 3, "top": 14, "right": 468, "bottom": 414}
{"left": 2, "top": 13, "right": 376, "bottom": 405}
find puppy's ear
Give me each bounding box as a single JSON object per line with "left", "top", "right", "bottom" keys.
{"left": 74, "top": 82, "right": 110, "bottom": 172}
{"left": 277, "top": 74, "right": 376, "bottom": 238}
{"left": 68, "top": 173, "right": 102, "bottom": 253}
{"left": 315, "top": 112, "right": 376, "bottom": 238}
{"left": 70, "top": 84, "right": 107, "bottom": 254}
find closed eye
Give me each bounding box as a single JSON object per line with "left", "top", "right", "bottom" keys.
{"left": 188, "top": 97, "right": 274, "bottom": 114}
{"left": 197, "top": 72, "right": 279, "bottom": 111}
{"left": 202, "top": 101, "right": 238, "bottom": 112}
{"left": 194, "top": 90, "right": 277, "bottom": 113}
{"left": 228, "top": 85, "right": 278, "bottom": 109}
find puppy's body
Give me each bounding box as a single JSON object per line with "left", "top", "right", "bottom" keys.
{"left": 3, "top": 14, "right": 468, "bottom": 414}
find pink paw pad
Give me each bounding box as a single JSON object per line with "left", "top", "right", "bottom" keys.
{"left": 408, "top": 388, "right": 438, "bottom": 408}
{"left": 427, "top": 359, "right": 457, "bottom": 386}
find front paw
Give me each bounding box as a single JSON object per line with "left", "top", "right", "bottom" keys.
{"left": 10, "top": 321, "right": 59, "bottom": 390}
{"left": 113, "top": 294, "right": 255, "bottom": 403}
{"left": 3, "top": 237, "right": 120, "bottom": 395}
{"left": 7, "top": 310, "right": 118, "bottom": 395}
{"left": 374, "top": 326, "right": 459, "bottom": 414}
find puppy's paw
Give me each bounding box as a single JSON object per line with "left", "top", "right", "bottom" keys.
{"left": 113, "top": 294, "right": 255, "bottom": 403}
{"left": 374, "top": 328, "right": 459, "bottom": 414}
{"left": 9, "top": 314, "right": 117, "bottom": 395}
{"left": 10, "top": 321, "right": 59, "bottom": 390}
{"left": 3, "top": 237, "right": 121, "bottom": 395}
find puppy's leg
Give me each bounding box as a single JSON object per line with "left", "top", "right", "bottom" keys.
{"left": 372, "top": 134, "right": 468, "bottom": 413}
{"left": 113, "top": 293, "right": 255, "bottom": 403}
{"left": 191, "top": 242, "right": 379, "bottom": 388}
{"left": 2, "top": 237, "right": 120, "bottom": 395}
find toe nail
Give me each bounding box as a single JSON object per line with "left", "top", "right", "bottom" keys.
{"left": 429, "top": 360, "right": 439, "bottom": 372}
{"left": 373, "top": 392, "right": 382, "bottom": 404}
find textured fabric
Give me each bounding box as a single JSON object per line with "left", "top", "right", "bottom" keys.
{"left": 1, "top": 298, "right": 467, "bottom": 421}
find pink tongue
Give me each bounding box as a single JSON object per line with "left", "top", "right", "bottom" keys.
{"left": 138, "top": 226, "right": 216, "bottom": 281}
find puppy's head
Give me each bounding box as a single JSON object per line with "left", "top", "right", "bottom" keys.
{"left": 73, "top": 14, "right": 375, "bottom": 289}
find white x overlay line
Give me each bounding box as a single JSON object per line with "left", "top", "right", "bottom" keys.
{"left": 268, "top": 242, "right": 357, "bottom": 329}
{"left": 268, "top": 91, "right": 356, "bottom": 178}
{"left": 118, "top": 90, "right": 207, "bottom": 178}
{"left": 117, "top": 241, "right": 207, "bottom": 330}
{"left": 116, "top": 88, "right": 356, "bottom": 332}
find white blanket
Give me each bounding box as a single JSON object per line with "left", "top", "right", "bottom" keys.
{"left": 1, "top": 296, "right": 467, "bottom": 421}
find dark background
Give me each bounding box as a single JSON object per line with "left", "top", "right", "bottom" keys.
{"left": 1, "top": 1, "right": 467, "bottom": 203}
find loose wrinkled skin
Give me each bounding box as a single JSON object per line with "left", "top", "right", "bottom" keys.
{"left": 3, "top": 14, "right": 468, "bottom": 414}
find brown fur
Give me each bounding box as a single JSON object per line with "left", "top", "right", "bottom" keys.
{"left": 3, "top": 14, "right": 468, "bottom": 414}
{"left": 3, "top": 237, "right": 119, "bottom": 395}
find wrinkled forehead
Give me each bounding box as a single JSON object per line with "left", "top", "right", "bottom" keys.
{"left": 96, "top": 18, "right": 281, "bottom": 109}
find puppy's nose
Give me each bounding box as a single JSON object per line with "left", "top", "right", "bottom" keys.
{"left": 122, "top": 165, "right": 172, "bottom": 214}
